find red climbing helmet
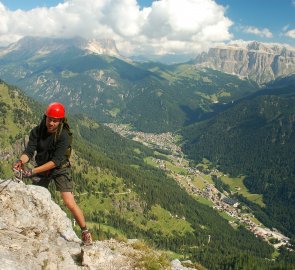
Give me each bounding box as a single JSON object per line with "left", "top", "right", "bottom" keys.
{"left": 45, "top": 102, "right": 65, "bottom": 119}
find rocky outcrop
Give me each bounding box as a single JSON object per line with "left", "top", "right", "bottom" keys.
{"left": 195, "top": 41, "right": 295, "bottom": 84}
{"left": 0, "top": 180, "right": 195, "bottom": 270}
{"left": 0, "top": 180, "right": 81, "bottom": 270}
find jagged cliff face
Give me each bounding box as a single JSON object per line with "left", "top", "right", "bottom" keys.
{"left": 195, "top": 41, "right": 295, "bottom": 84}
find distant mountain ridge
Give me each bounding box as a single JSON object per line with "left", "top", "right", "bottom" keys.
{"left": 195, "top": 41, "right": 295, "bottom": 84}
{"left": 0, "top": 36, "right": 121, "bottom": 59}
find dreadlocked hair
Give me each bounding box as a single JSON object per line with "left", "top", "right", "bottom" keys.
{"left": 54, "top": 120, "right": 64, "bottom": 143}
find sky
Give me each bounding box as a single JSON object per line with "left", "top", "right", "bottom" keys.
{"left": 0, "top": 0, "right": 294, "bottom": 58}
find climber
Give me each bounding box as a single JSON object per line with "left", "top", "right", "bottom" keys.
{"left": 12, "top": 102, "right": 93, "bottom": 246}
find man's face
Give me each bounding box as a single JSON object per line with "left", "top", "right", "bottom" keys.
{"left": 46, "top": 117, "right": 62, "bottom": 133}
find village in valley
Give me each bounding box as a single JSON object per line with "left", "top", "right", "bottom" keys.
{"left": 105, "top": 123, "right": 292, "bottom": 251}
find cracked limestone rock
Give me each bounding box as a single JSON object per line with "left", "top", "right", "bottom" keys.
{"left": 0, "top": 180, "right": 81, "bottom": 270}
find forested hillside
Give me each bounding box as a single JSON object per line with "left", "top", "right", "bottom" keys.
{"left": 0, "top": 79, "right": 292, "bottom": 269}
{"left": 181, "top": 75, "right": 295, "bottom": 240}
{"left": 1, "top": 80, "right": 295, "bottom": 269}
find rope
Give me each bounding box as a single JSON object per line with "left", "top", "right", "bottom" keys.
{"left": 0, "top": 179, "right": 13, "bottom": 194}
{"left": 0, "top": 178, "right": 10, "bottom": 185}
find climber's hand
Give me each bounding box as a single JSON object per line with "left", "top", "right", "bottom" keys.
{"left": 12, "top": 159, "right": 23, "bottom": 171}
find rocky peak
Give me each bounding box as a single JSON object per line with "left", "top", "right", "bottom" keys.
{"left": 195, "top": 41, "right": 295, "bottom": 84}
{"left": 0, "top": 180, "right": 194, "bottom": 270}
{"left": 246, "top": 41, "right": 271, "bottom": 52}
{"left": 84, "top": 38, "right": 120, "bottom": 56}
{"left": 0, "top": 36, "right": 121, "bottom": 58}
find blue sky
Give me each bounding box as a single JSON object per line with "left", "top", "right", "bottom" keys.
{"left": 216, "top": 0, "right": 295, "bottom": 44}
{"left": 0, "top": 0, "right": 294, "bottom": 57}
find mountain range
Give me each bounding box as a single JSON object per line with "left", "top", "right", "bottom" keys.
{"left": 0, "top": 36, "right": 121, "bottom": 59}
{"left": 195, "top": 41, "right": 295, "bottom": 85}
{"left": 0, "top": 36, "right": 262, "bottom": 132}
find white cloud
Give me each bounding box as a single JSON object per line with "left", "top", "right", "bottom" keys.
{"left": 0, "top": 0, "right": 232, "bottom": 56}
{"left": 282, "top": 24, "right": 295, "bottom": 39}
{"left": 243, "top": 26, "right": 273, "bottom": 38}
{"left": 282, "top": 24, "right": 290, "bottom": 32}
{"left": 285, "top": 29, "right": 295, "bottom": 38}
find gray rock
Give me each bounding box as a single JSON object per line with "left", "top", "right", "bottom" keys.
{"left": 0, "top": 179, "right": 182, "bottom": 269}
{"left": 195, "top": 41, "right": 295, "bottom": 84}
{"left": 171, "top": 259, "right": 197, "bottom": 270}
{"left": 0, "top": 180, "right": 81, "bottom": 270}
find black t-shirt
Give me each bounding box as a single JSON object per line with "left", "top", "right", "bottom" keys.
{"left": 23, "top": 124, "right": 70, "bottom": 168}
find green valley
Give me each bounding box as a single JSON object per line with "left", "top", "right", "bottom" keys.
{"left": 181, "top": 75, "right": 295, "bottom": 241}
{"left": 1, "top": 80, "right": 294, "bottom": 269}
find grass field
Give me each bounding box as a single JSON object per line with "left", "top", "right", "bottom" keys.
{"left": 86, "top": 221, "right": 126, "bottom": 238}
{"left": 191, "top": 174, "right": 210, "bottom": 189}
{"left": 218, "top": 211, "right": 237, "bottom": 223}
{"left": 165, "top": 161, "right": 187, "bottom": 174}
{"left": 220, "top": 174, "right": 265, "bottom": 207}
{"left": 194, "top": 195, "right": 213, "bottom": 207}
{"left": 146, "top": 204, "right": 194, "bottom": 236}
{"left": 195, "top": 160, "right": 264, "bottom": 207}
{"left": 144, "top": 156, "right": 158, "bottom": 167}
